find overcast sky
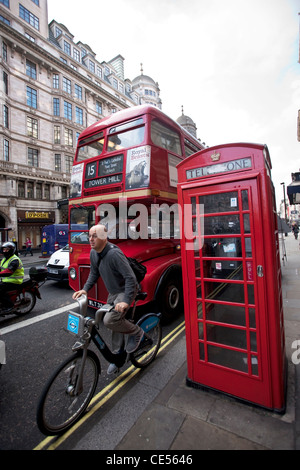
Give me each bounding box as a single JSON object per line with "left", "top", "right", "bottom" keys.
{"left": 48, "top": 0, "right": 300, "bottom": 209}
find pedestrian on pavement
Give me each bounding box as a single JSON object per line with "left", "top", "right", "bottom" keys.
{"left": 292, "top": 223, "right": 299, "bottom": 240}
{"left": 25, "top": 237, "right": 33, "bottom": 256}
{"left": 72, "top": 224, "right": 144, "bottom": 374}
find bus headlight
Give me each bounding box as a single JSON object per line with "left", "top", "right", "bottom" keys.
{"left": 69, "top": 267, "right": 77, "bottom": 280}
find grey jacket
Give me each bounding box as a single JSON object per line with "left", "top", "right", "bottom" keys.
{"left": 83, "top": 242, "right": 138, "bottom": 305}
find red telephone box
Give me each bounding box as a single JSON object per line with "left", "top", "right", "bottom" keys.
{"left": 177, "top": 143, "right": 286, "bottom": 412}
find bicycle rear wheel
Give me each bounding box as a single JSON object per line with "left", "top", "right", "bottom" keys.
{"left": 37, "top": 350, "right": 100, "bottom": 435}
{"left": 130, "top": 314, "right": 162, "bottom": 368}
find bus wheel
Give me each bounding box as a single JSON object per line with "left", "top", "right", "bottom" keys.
{"left": 158, "top": 277, "right": 183, "bottom": 324}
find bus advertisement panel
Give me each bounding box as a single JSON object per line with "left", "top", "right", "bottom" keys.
{"left": 68, "top": 105, "right": 204, "bottom": 322}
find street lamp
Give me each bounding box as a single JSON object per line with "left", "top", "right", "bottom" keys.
{"left": 280, "top": 182, "right": 287, "bottom": 223}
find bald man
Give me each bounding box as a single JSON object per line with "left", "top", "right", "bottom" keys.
{"left": 72, "top": 224, "right": 144, "bottom": 372}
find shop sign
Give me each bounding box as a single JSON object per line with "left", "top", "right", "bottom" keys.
{"left": 25, "top": 211, "right": 50, "bottom": 219}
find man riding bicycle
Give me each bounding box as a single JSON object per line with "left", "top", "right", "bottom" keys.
{"left": 0, "top": 242, "right": 24, "bottom": 314}
{"left": 72, "top": 224, "right": 144, "bottom": 374}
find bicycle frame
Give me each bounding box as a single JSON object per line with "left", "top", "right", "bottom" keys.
{"left": 37, "top": 293, "right": 162, "bottom": 436}
{"left": 65, "top": 295, "right": 158, "bottom": 396}
{"left": 66, "top": 304, "right": 126, "bottom": 395}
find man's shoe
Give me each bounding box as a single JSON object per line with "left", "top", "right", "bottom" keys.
{"left": 126, "top": 328, "right": 144, "bottom": 354}
{"left": 107, "top": 363, "right": 119, "bottom": 375}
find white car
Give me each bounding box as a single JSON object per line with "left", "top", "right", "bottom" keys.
{"left": 46, "top": 245, "right": 69, "bottom": 281}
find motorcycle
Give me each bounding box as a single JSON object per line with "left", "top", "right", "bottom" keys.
{"left": 0, "top": 266, "right": 47, "bottom": 316}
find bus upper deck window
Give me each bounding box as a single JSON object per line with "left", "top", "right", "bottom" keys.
{"left": 76, "top": 132, "right": 104, "bottom": 162}
{"left": 107, "top": 119, "right": 145, "bottom": 152}
{"left": 151, "top": 119, "right": 182, "bottom": 156}
{"left": 184, "top": 138, "right": 202, "bottom": 157}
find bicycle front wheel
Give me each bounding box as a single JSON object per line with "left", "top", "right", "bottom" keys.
{"left": 130, "top": 314, "right": 162, "bottom": 368}
{"left": 37, "top": 350, "right": 100, "bottom": 436}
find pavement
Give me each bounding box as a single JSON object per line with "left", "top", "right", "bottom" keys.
{"left": 22, "top": 239, "right": 300, "bottom": 451}
{"left": 113, "top": 233, "right": 300, "bottom": 451}
{"left": 20, "top": 251, "right": 49, "bottom": 267}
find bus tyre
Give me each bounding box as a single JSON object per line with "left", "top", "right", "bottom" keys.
{"left": 158, "top": 277, "right": 183, "bottom": 324}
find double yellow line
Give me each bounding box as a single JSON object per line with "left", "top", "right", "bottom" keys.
{"left": 34, "top": 320, "right": 185, "bottom": 451}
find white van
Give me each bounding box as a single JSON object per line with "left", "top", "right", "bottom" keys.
{"left": 46, "top": 245, "right": 69, "bottom": 281}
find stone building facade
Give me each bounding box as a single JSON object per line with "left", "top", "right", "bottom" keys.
{"left": 0, "top": 0, "right": 162, "bottom": 249}
{"left": 0, "top": 0, "right": 199, "bottom": 250}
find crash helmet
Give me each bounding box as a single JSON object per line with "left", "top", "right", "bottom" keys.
{"left": 1, "top": 241, "right": 16, "bottom": 259}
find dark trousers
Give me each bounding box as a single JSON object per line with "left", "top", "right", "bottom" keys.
{"left": 0, "top": 283, "right": 14, "bottom": 308}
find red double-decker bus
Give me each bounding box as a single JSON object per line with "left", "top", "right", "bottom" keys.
{"left": 68, "top": 105, "right": 204, "bottom": 322}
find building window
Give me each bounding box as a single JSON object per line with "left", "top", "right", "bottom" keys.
{"left": 64, "top": 41, "right": 71, "bottom": 56}
{"left": 3, "top": 139, "right": 9, "bottom": 161}
{"left": 60, "top": 57, "right": 67, "bottom": 64}
{"left": 63, "top": 77, "right": 71, "bottom": 94}
{"left": 73, "top": 48, "right": 80, "bottom": 62}
{"left": 65, "top": 128, "right": 73, "bottom": 146}
{"left": 27, "top": 86, "right": 37, "bottom": 108}
{"left": 31, "top": 0, "right": 39, "bottom": 5}
{"left": 3, "top": 105, "right": 8, "bottom": 128}
{"left": 76, "top": 131, "right": 80, "bottom": 145}
{"left": 55, "top": 154, "right": 61, "bottom": 172}
{"left": 2, "top": 42, "right": 7, "bottom": 62}
{"left": 28, "top": 148, "right": 38, "bottom": 167}
{"left": 27, "top": 116, "right": 38, "bottom": 138}
{"left": 0, "top": 0, "right": 10, "bottom": 7}
{"left": 0, "top": 15, "right": 10, "bottom": 25}
{"left": 74, "top": 83, "right": 82, "bottom": 100}
{"left": 3, "top": 71, "right": 8, "bottom": 94}
{"left": 26, "top": 59, "right": 36, "bottom": 79}
{"left": 113, "top": 78, "right": 118, "bottom": 89}
{"left": 96, "top": 101, "right": 102, "bottom": 115}
{"left": 19, "top": 5, "right": 39, "bottom": 30}
{"left": 89, "top": 60, "right": 95, "bottom": 73}
{"left": 53, "top": 98, "right": 60, "bottom": 116}
{"left": 44, "top": 184, "right": 50, "bottom": 200}
{"left": 62, "top": 186, "right": 67, "bottom": 198}
{"left": 54, "top": 125, "right": 60, "bottom": 144}
{"left": 36, "top": 183, "right": 42, "bottom": 199}
{"left": 64, "top": 101, "right": 72, "bottom": 120}
{"left": 25, "top": 32, "right": 35, "bottom": 42}
{"left": 75, "top": 106, "right": 83, "bottom": 125}
{"left": 65, "top": 155, "right": 73, "bottom": 173}
{"left": 53, "top": 74, "right": 59, "bottom": 89}
{"left": 18, "top": 181, "right": 25, "bottom": 198}
{"left": 55, "top": 26, "right": 62, "bottom": 37}
{"left": 96, "top": 66, "right": 102, "bottom": 78}
{"left": 27, "top": 182, "right": 34, "bottom": 199}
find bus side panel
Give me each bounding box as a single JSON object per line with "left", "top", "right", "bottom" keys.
{"left": 150, "top": 146, "right": 180, "bottom": 196}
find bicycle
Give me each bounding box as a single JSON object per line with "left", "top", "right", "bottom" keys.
{"left": 36, "top": 292, "right": 162, "bottom": 436}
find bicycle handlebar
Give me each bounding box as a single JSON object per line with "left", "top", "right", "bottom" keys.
{"left": 76, "top": 294, "right": 88, "bottom": 317}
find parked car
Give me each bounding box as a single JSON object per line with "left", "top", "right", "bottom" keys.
{"left": 46, "top": 245, "right": 69, "bottom": 281}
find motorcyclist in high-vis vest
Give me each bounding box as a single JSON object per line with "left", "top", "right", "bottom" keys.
{"left": 0, "top": 242, "right": 24, "bottom": 314}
